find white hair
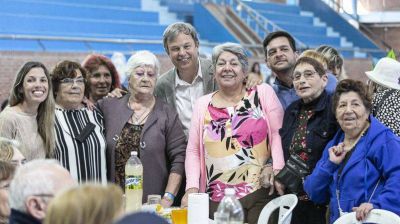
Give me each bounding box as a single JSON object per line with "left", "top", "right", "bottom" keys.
{"left": 9, "top": 159, "right": 64, "bottom": 212}
{"left": 126, "top": 50, "right": 160, "bottom": 78}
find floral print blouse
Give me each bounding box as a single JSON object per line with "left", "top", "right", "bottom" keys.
{"left": 203, "top": 88, "right": 270, "bottom": 202}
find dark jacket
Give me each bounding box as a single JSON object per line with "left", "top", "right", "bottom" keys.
{"left": 9, "top": 209, "right": 41, "bottom": 224}
{"left": 280, "top": 91, "right": 339, "bottom": 170}
{"left": 97, "top": 94, "right": 186, "bottom": 203}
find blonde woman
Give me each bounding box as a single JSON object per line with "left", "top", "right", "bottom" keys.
{"left": 316, "top": 45, "right": 348, "bottom": 80}
{"left": 44, "top": 184, "right": 124, "bottom": 224}
{"left": 0, "top": 138, "right": 26, "bottom": 167}
{"left": 0, "top": 62, "right": 55, "bottom": 160}
{"left": 0, "top": 161, "right": 15, "bottom": 224}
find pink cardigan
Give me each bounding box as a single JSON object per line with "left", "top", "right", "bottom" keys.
{"left": 185, "top": 84, "right": 285, "bottom": 192}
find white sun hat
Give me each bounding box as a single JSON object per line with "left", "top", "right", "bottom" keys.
{"left": 365, "top": 57, "right": 400, "bottom": 90}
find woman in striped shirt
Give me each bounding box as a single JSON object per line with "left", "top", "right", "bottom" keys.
{"left": 51, "top": 61, "right": 106, "bottom": 184}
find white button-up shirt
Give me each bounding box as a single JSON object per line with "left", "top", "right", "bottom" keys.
{"left": 175, "top": 62, "right": 204, "bottom": 136}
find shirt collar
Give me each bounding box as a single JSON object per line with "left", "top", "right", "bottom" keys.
{"left": 175, "top": 59, "right": 202, "bottom": 87}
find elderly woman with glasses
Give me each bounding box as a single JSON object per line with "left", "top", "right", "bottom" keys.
{"left": 277, "top": 57, "right": 339, "bottom": 224}
{"left": 51, "top": 61, "right": 107, "bottom": 184}
{"left": 304, "top": 79, "right": 400, "bottom": 223}
{"left": 182, "top": 43, "right": 285, "bottom": 223}
{"left": 98, "top": 51, "right": 186, "bottom": 207}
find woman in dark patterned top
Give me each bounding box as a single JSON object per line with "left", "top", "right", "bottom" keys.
{"left": 51, "top": 61, "right": 107, "bottom": 184}
{"left": 365, "top": 57, "right": 400, "bottom": 136}
{"left": 98, "top": 51, "right": 186, "bottom": 208}
{"left": 279, "top": 57, "right": 339, "bottom": 224}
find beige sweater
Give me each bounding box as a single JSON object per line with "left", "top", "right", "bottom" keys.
{"left": 0, "top": 106, "right": 45, "bottom": 160}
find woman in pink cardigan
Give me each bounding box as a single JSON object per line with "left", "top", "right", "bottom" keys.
{"left": 181, "top": 43, "right": 285, "bottom": 223}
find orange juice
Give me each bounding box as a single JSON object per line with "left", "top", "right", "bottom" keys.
{"left": 171, "top": 208, "right": 187, "bottom": 224}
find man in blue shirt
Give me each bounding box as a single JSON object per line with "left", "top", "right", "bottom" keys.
{"left": 262, "top": 31, "right": 336, "bottom": 109}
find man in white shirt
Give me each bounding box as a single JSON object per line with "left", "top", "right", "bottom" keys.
{"left": 155, "top": 22, "right": 218, "bottom": 136}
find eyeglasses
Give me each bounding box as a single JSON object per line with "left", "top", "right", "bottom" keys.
{"left": 60, "top": 77, "right": 85, "bottom": 85}
{"left": 292, "top": 71, "right": 317, "bottom": 82}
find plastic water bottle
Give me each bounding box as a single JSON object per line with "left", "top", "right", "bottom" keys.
{"left": 215, "top": 188, "right": 244, "bottom": 224}
{"left": 125, "top": 151, "right": 143, "bottom": 212}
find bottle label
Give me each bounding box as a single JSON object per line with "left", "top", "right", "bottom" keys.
{"left": 125, "top": 175, "right": 142, "bottom": 190}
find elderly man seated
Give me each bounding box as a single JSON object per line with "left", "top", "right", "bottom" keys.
{"left": 8, "top": 159, "right": 75, "bottom": 224}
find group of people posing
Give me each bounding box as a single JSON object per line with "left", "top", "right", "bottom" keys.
{"left": 1, "top": 22, "right": 400, "bottom": 224}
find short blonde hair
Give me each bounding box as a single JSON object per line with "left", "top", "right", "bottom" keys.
{"left": 0, "top": 137, "right": 21, "bottom": 161}
{"left": 44, "top": 184, "right": 123, "bottom": 224}
{"left": 299, "top": 50, "right": 329, "bottom": 71}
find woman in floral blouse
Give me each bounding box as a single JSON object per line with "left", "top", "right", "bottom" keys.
{"left": 182, "top": 42, "right": 285, "bottom": 223}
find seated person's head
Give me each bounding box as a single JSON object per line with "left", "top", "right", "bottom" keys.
{"left": 45, "top": 183, "right": 123, "bottom": 224}
{"left": 0, "top": 137, "right": 26, "bottom": 167}
{"left": 9, "top": 159, "right": 75, "bottom": 221}
{"left": 0, "top": 161, "right": 16, "bottom": 221}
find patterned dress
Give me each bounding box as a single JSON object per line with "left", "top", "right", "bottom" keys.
{"left": 54, "top": 106, "right": 106, "bottom": 184}
{"left": 372, "top": 87, "right": 400, "bottom": 136}
{"left": 203, "top": 88, "right": 270, "bottom": 202}
{"left": 114, "top": 123, "right": 142, "bottom": 190}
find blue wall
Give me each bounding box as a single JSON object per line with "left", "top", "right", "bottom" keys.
{"left": 299, "top": 0, "right": 378, "bottom": 50}
{"left": 193, "top": 3, "right": 237, "bottom": 43}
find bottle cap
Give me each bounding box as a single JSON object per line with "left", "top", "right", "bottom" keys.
{"left": 224, "top": 188, "right": 235, "bottom": 196}
{"left": 131, "top": 151, "right": 138, "bottom": 156}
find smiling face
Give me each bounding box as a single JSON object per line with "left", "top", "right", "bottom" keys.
{"left": 88, "top": 65, "right": 112, "bottom": 101}
{"left": 293, "top": 63, "right": 327, "bottom": 103}
{"left": 265, "top": 36, "right": 297, "bottom": 76}
{"left": 166, "top": 33, "right": 199, "bottom": 73}
{"left": 215, "top": 51, "right": 246, "bottom": 90}
{"left": 129, "top": 65, "right": 157, "bottom": 96}
{"left": 335, "top": 91, "right": 369, "bottom": 134}
{"left": 55, "top": 69, "right": 85, "bottom": 109}
{"left": 21, "top": 67, "right": 49, "bottom": 106}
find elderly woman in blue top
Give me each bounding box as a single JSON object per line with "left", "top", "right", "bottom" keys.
{"left": 304, "top": 79, "right": 400, "bottom": 223}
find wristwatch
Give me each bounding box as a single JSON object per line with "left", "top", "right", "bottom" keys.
{"left": 163, "top": 192, "right": 175, "bottom": 203}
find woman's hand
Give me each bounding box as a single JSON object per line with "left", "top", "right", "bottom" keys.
{"left": 246, "top": 73, "right": 263, "bottom": 89}
{"left": 274, "top": 169, "right": 285, "bottom": 195}
{"left": 260, "top": 165, "right": 273, "bottom": 190}
{"left": 181, "top": 188, "right": 199, "bottom": 208}
{"left": 328, "top": 143, "right": 347, "bottom": 165}
{"left": 82, "top": 96, "right": 95, "bottom": 111}
{"left": 352, "top": 203, "right": 373, "bottom": 221}
{"left": 107, "top": 88, "right": 127, "bottom": 98}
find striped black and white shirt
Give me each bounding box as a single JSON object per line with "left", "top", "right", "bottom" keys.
{"left": 54, "top": 106, "right": 107, "bottom": 184}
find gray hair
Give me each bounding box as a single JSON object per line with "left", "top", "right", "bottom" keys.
{"left": 126, "top": 50, "right": 160, "bottom": 78}
{"left": 212, "top": 42, "right": 249, "bottom": 73}
{"left": 162, "top": 22, "right": 199, "bottom": 54}
{"left": 9, "top": 159, "right": 64, "bottom": 212}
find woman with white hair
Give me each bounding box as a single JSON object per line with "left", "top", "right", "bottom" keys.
{"left": 97, "top": 51, "right": 186, "bottom": 208}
